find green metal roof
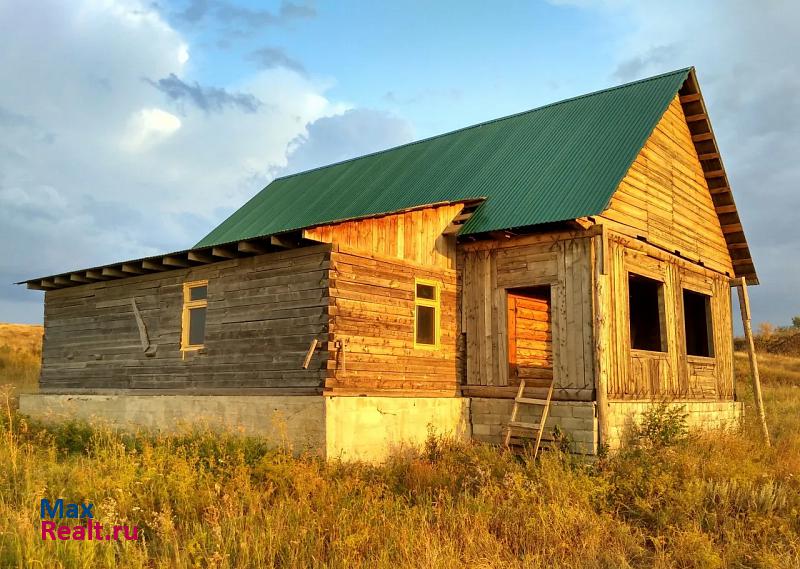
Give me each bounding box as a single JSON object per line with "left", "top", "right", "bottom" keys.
{"left": 196, "top": 68, "right": 690, "bottom": 248}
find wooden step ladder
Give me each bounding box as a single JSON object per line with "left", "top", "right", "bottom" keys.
{"left": 503, "top": 377, "right": 555, "bottom": 458}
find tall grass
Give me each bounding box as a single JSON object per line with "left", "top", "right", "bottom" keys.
{"left": 0, "top": 324, "right": 41, "bottom": 393}
{"left": 0, "top": 328, "right": 799, "bottom": 567}
{"left": 0, "top": 384, "right": 799, "bottom": 566}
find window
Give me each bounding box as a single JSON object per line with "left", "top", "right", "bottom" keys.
{"left": 414, "top": 278, "right": 440, "bottom": 348}
{"left": 683, "top": 289, "right": 714, "bottom": 357}
{"left": 181, "top": 280, "right": 208, "bottom": 350}
{"left": 628, "top": 273, "right": 666, "bottom": 352}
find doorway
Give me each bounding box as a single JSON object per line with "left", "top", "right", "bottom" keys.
{"left": 507, "top": 286, "right": 553, "bottom": 385}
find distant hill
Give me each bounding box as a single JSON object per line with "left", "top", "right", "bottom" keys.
{"left": 736, "top": 328, "right": 800, "bottom": 357}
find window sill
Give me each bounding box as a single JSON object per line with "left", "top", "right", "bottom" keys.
{"left": 686, "top": 355, "right": 715, "bottom": 364}
{"left": 630, "top": 348, "right": 668, "bottom": 358}
{"left": 181, "top": 346, "right": 207, "bottom": 355}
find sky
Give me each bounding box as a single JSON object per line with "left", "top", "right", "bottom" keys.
{"left": 1, "top": 0, "right": 798, "bottom": 330}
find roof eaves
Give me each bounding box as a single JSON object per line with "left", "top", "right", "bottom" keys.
{"left": 196, "top": 198, "right": 485, "bottom": 249}
{"left": 21, "top": 199, "right": 485, "bottom": 291}
{"left": 678, "top": 68, "right": 757, "bottom": 284}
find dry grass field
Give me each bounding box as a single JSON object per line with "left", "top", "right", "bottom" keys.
{"left": 1, "top": 327, "right": 799, "bottom": 568}
{"left": 0, "top": 323, "right": 42, "bottom": 393}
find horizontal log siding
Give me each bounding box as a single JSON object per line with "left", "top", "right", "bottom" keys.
{"left": 327, "top": 246, "right": 459, "bottom": 394}
{"left": 40, "top": 245, "right": 332, "bottom": 390}
{"left": 599, "top": 95, "right": 734, "bottom": 277}
{"left": 303, "top": 203, "right": 463, "bottom": 269}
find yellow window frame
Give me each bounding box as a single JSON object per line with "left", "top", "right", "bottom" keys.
{"left": 413, "top": 277, "right": 441, "bottom": 350}
{"left": 181, "top": 279, "right": 208, "bottom": 351}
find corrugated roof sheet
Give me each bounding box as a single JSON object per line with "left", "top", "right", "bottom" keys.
{"left": 197, "top": 68, "right": 691, "bottom": 248}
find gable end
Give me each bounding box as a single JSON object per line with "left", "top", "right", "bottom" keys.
{"left": 599, "top": 68, "right": 756, "bottom": 284}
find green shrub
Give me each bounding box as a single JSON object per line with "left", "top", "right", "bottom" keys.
{"left": 629, "top": 402, "right": 689, "bottom": 449}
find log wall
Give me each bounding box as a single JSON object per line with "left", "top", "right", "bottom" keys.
{"left": 40, "top": 245, "right": 332, "bottom": 391}
{"left": 303, "top": 203, "right": 463, "bottom": 269}
{"left": 326, "top": 245, "right": 459, "bottom": 395}
{"left": 507, "top": 290, "right": 552, "bottom": 382}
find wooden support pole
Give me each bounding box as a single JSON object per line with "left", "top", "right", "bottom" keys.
{"left": 592, "top": 233, "right": 610, "bottom": 449}
{"left": 735, "top": 276, "right": 770, "bottom": 446}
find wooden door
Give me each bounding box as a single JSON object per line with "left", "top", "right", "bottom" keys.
{"left": 507, "top": 289, "right": 553, "bottom": 385}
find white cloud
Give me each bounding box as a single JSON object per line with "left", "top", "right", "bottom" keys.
{"left": 0, "top": 186, "right": 69, "bottom": 213}
{"left": 281, "top": 109, "right": 414, "bottom": 177}
{"left": 121, "top": 108, "right": 182, "bottom": 152}
{"left": 0, "top": 0, "right": 414, "bottom": 323}
{"left": 178, "top": 43, "right": 190, "bottom": 65}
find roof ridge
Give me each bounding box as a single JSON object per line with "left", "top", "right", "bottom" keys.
{"left": 272, "top": 67, "right": 692, "bottom": 183}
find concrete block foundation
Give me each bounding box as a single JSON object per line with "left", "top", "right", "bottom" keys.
{"left": 325, "top": 396, "right": 471, "bottom": 462}
{"left": 470, "top": 398, "right": 598, "bottom": 454}
{"left": 19, "top": 393, "right": 471, "bottom": 462}
{"left": 605, "top": 399, "right": 743, "bottom": 449}
{"left": 19, "top": 393, "right": 743, "bottom": 460}
{"left": 19, "top": 393, "right": 326, "bottom": 452}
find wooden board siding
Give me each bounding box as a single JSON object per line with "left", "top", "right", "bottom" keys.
{"left": 326, "top": 245, "right": 459, "bottom": 395}
{"left": 302, "top": 203, "right": 464, "bottom": 269}
{"left": 604, "top": 232, "right": 734, "bottom": 400}
{"left": 40, "top": 245, "right": 332, "bottom": 391}
{"left": 459, "top": 231, "right": 596, "bottom": 399}
{"left": 599, "top": 95, "right": 735, "bottom": 278}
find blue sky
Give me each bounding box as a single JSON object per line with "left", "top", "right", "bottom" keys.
{"left": 170, "top": 1, "right": 622, "bottom": 136}
{"left": 1, "top": 0, "right": 798, "bottom": 329}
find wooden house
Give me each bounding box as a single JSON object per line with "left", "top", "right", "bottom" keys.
{"left": 20, "top": 68, "right": 754, "bottom": 459}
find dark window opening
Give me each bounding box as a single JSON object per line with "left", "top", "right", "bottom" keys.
{"left": 182, "top": 280, "right": 208, "bottom": 350}
{"left": 416, "top": 283, "right": 436, "bottom": 300}
{"left": 415, "top": 305, "right": 436, "bottom": 345}
{"left": 188, "top": 307, "right": 206, "bottom": 346}
{"left": 628, "top": 273, "right": 665, "bottom": 352}
{"left": 189, "top": 285, "right": 207, "bottom": 301}
{"left": 683, "top": 289, "right": 714, "bottom": 357}
{"left": 414, "top": 279, "right": 440, "bottom": 347}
